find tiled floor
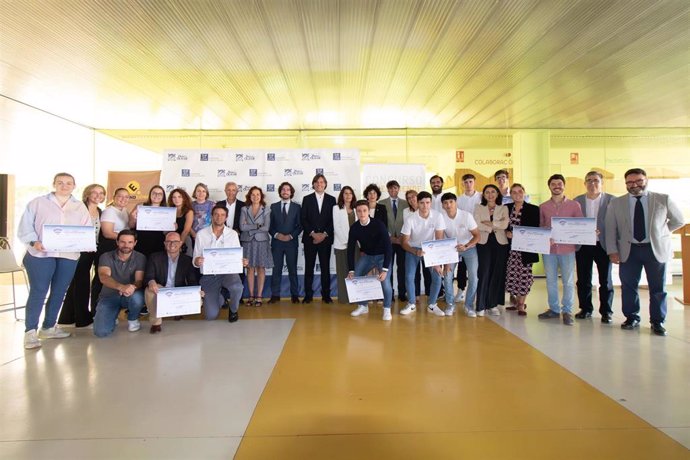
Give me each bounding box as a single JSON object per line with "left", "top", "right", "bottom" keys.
{"left": 0, "top": 279, "right": 688, "bottom": 459}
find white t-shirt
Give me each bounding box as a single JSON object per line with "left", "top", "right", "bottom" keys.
{"left": 457, "top": 192, "right": 482, "bottom": 214}
{"left": 100, "top": 206, "right": 129, "bottom": 233}
{"left": 442, "top": 209, "right": 477, "bottom": 245}
{"left": 401, "top": 209, "right": 446, "bottom": 248}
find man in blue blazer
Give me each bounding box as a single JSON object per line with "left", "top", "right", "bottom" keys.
{"left": 300, "top": 173, "right": 336, "bottom": 303}
{"left": 573, "top": 171, "right": 615, "bottom": 323}
{"left": 268, "top": 182, "right": 302, "bottom": 304}
{"left": 606, "top": 168, "right": 684, "bottom": 336}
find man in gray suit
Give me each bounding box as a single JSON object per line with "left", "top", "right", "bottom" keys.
{"left": 573, "top": 171, "right": 615, "bottom": 323}
{"left": 606, "top": 168, "right": 684, "bottom": 336}
{"left": 379, "top": 180, "right": 409, "bottom": 301}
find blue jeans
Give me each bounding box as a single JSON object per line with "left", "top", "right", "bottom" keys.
{"left": 405, "top": 250, "right": 442, "bottom": 304}
{"left": 23, "top": 253, "right": 78, "bottom": 332}
{"left": 354, "top": 254, "right": 392, "bottom": 308}
{"left": 443, "top": 247, "right": 478, "bottom": 308}
{"left": 93, "top": 290, "right": 145, "bottom": 337}
{"left": 542, "top": 253, "right": 576, "bottom": 314}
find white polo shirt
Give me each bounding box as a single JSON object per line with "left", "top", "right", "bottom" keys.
{"left": 442, "top": 209, "right": 477, "bottom": 245}
{"left": 401, "top": 209, "right": 446, "bottom": 248}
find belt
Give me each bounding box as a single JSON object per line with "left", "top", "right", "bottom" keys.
{"left": 630, "top": 242, "right": 651, "bottom": 247}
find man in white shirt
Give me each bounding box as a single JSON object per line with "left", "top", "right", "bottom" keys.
{"left": 400, "top": 191, "right": 446, "bottom": 317}
{"left": 218, "top": 181, "right": 245, "bottom": 232}
{"left": 441, "top": 193, "right": 480, "bottom": 317}
{"left": 455, "top": 173, "right": 482, "bottom": 302}
{"left": 194, "top": 205, "right": 247, "bottom": 322}
{"left": 429, "top": 175, "right": 444, "bottom": 212}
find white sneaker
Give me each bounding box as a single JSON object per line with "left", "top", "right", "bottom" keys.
{"left": 444, "top": 306, "right": 455, "bottom": 317}
{"left": 128, "top": 319, "right": 141, "bottom": 332}
{"left": 465, "top": 307, "right": 477, "bottom": 318}
{"left": 455, "top": 290, "right": 466, "bottom": 302}
{"left": 476, "top": 309, "right": 485, "bottom": 317}
{"left": 427, "top": 304, "right": 445, "bottom": 317}
{"left": 382, "top": 308, "right": 392, "bottom": 321}
{"left": 488, "top": 307, "right": 501, "bottom": 316}
{"left": 38, "top": 326, "right": 71, "bottom": 339}
{"left": 400, "top": 303, "right": 416, "bottom": 315}
{"left": 351, "top": 305, "right": 369, "bottom": 317}
{"left": 24, "top": 329, "right": 41, "bottom": 349}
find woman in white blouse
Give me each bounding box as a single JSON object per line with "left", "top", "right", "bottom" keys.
{"left": 332, "top": 186, "right": 357, "bottom": 303}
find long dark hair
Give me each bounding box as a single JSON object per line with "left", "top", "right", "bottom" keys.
{"left": 167, "top": 188, "right": 193, "bottom": 215}
{"left": 144, "top": 185, "right": 167, "bottom": 206}
{"left": 337, "top": 186, "right": 357, "bottom": 209}
{"left": 480, "top": 184, "right": 503, "bottom": 206}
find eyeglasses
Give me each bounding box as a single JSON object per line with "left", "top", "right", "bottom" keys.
{"left": 151, "top": 192, "right": 164, "bottom": 196}
{"left": 625, "top": 179, "right": 645, "bottom": 186}
{"left": 164, "top": 241, "right": 181, "bottom": 245}
{"left": 585, "top": 179, "right": 601, "bottom": 184}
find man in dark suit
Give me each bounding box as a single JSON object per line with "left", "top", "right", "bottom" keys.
{"left": 379, "top": 180, "right": 408, "bottom": 301}
{"left": 268, "top": 182, "right": 302, "bottom": 304}
{"left": 573, "top": 171, "right": 615, "bottom": 323}
{"left": 606, "top": 168, "right": 684, "bottom": 336}
{"left": 217, "top": 181, "right": 245, "bottom": 232}
{"left": 301, "top": 173, "right": 336, "bottom": 303}
{"left": 144, "top": 232, "right": 199, "bottom": 334}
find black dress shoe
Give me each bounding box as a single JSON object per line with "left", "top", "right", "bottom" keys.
{"left": 322, "top": 297, "right": 333, "bottom": 304}
{"left": 291, "top": 296, "right": 300, "bottom": 304}
{"left": 149, "top": 324, "right": 162, "bottom": 334}
{"left": 302, "top": 297, "right": 312, "bottom": 304}
{"left": 574, "top": 310, "right": 592, "bottom": 319}
{"left": 621, "top": 318, "right": 640, "bottom": 330}
{"left": 651, "top": 323, "right": 667, "bottom": 336}
{"left": 601, "top": 314, "right": 613, "bottom": 324}
{"left": 267, "top": 296, "right": 281, "bottom": 304}
{"left": 228, "top": 311, "right": 239, "bottom": 323}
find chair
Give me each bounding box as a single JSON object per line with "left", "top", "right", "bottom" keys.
{"left": 0, "top": 237, "right": 28, "bottom": 321}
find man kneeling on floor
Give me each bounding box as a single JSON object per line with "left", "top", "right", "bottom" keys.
{"left": 93, "top": 230, "right": 146, "bottom": 337}
{"left": 347, "top": 200, "right": 394, "bottom": 320}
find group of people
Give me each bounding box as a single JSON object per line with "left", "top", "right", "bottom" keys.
{"left": 17, "top": 166, "right": 683, "bottom": 349}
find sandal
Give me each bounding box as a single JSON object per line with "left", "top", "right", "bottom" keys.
{"left": 255, "top": 299, "right": 263, "bottom": 307}
{"left": 246, "top": 297, "right": 255, "bottom": 307}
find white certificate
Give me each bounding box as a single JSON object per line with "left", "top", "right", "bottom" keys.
{"left": 202, "top": 247, "right": 243, "bottom": 275}
{"left": 550, "top": 217, "right": 596, "bottom": 245}
{"left": 136, "top": 206, "right": 176, "bottom": 231}
{"left": 421, "top": 238, "right": 459, "bottom": 267}
{"left": 42, "top": 225, "right": 96, "bottom": 252}
{"left": 345, "top": 276, "right": 384, "bottom": 303}
{"left": 156, "top": 286, "right": 202, "bottom": 318}
{"left": 511, "top": 226, "right": 552, "bottom": 255}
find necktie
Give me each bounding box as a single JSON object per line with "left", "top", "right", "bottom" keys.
{"left": 634, "top": 196, "right": 645, "bottom": 241}
{"left": 392, "top": 199, "right": 398, "bottom": 219}
{"left": 282, "top": 202, "right": 288, "bottom": 220}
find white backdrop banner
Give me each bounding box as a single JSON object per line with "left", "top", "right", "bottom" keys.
{"left": 361, "top": 163, "right": 426, "bottom": 198}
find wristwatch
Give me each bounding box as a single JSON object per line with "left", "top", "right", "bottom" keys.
{"left": 29, "top": 241, "right": 36, "bottom": 247}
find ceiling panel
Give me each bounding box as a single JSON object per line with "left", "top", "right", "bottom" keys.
{"left": 0, "top": 0, "right": 688, "bottom": 130}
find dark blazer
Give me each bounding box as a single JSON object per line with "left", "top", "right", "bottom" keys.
{"left": 217, "top": 199, "right": 245, "bottom": 232}
{"left": 144, "top": 251, "right": 199, "bottom": 288}
{"left": 573, "top": 192, "right": 614, "bottom": 252}
{"left": 506, "top": 202, "right": 540, "bottom": 265}
{"left": 269, "top": 201, "right": 302, "bottom": 242}
{"left": 300, "top": 192, "right": 336, "bottom": 245}
{"left": 372, "top": 203, "right": 388, "bottom": 230}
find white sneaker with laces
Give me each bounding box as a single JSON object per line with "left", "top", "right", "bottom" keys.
{"left": 465, "top": 307, "right": 477, "bottom": 318}
{"left": 488, "top": 307, "right": 501, "bottom": 316}
{"left": 382, "top": 308, "right": 392, "bottom": 321}
{"left": 38, "top": 326, "right": 71, "bottom": 339}
{"left": 455, "top": 290, "right": 466, "bottom": 302}
{"left": 128, "top": 319, "right": 141, "bottom": 332}
{"left": 351, "top": 305, "right": 369, "bottom": 317}
{"left": 400, "top": 303, "right": 416, "bottom": 315}
{"left": 476, "top": 309, "right": 485, "bottom": 317}
{"left": 427, "top": 304, "right": 445, "bottom": 317}
{"left": 444, "top": 306, "right": 455, "bottom": 317}
{"left": 24, "top": 329, "right": 41, "bottom": 349}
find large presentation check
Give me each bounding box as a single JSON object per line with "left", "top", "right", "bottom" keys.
{"left": 511, "top": 226, "right": 551, "bottom": 254}
{"left": 156, "top": 286, "right": 202, "bottom": 318}
{"left": 422, "top": 238, "right": 459, "bottom": 267}
{"left": 42, "top": 225, "right": 96, "bottom": 252}
{"left": 550, "top": 217, "right": 596, "bottom": 245}
{"left": 345, "top": 276, "right": 384, "bottom": 303}
{"left": 136, "top": 206, "right": 176, "bottom": 231}
{"left": 202, "top": 247, "right": 243, "bottom": 275}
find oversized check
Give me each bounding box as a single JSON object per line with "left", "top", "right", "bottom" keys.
{"left": 422, "top": 238, "right": 459, "bottom": 267}
{"left": 550, "top": 217, "right": 596, "bottom": 245}
{"left": 511, "top": 226, "right": 551, "bottom": 254}
{"left": 202, "top": 247, "right": 243, "bottom": 275}
{"left": 136, "top": 206, "right": 176, "bottom": 231}
{"left": 42, "top": 225, "right": 96, "bottom": 252}
{"left": 345, "top": 276, "right": 384, "bottom": 303}
{"left": 156, "top": 286, "right": 202, "bottom": 318}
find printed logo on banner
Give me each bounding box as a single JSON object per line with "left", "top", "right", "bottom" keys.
{"left": 284, "top": 168, "right": 304, "bottom": 177}
{"left": 333, "top": 152, "right": 341, "bottom": 160}
{"left": 249, "top": 169, "right": 257, "bottom": 177}
{"left": 334, "top": 183, "right": 342, "bottom": 191}
{"left": 217, "top": 169, "right": 237, "bottom": 177}
{"left": 267, "top": 153, "right": 275, "bottom": 161}
{"left": 266, "top": 184, "right": 275, "bottom": 192}
{"left": 316, "top": 168, "right": 323, "bottom": 175}
{"left": 166, "top": 185, "right": 175, "bottom": 192}
{"left": 168, "top": 153, "right": 176, "bottom": 161}
{"left": 302, "top": 184, "right": 310, "bottom": 192}
{"left": 236, "top": 154, "right": 256, "bottom": 162}
{"left": 240, "top": 185, "right": 252, "bottom": 192}
{"left": 200, "top": 153, "right": 209, "bottom": 161}
{"left": 181, "top": 169, "right": 190, "bottom": 177}
{"left": 168, "top": 153, "right": 188, "bottom": 161}
{"left": 301, "top": 153, "right": 322, "bottom": 161}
